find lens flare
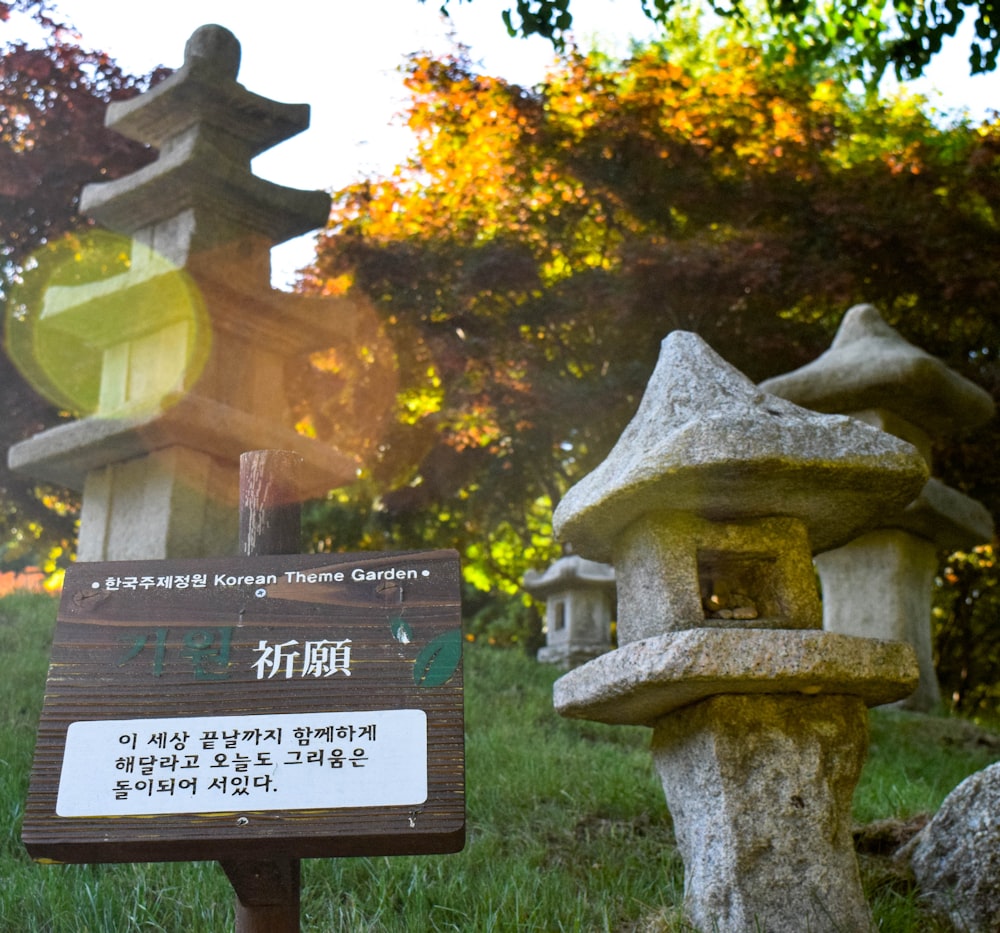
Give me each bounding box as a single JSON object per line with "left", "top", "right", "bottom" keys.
{"left": 5, "top": 229, "right": 211, "bottom": 418}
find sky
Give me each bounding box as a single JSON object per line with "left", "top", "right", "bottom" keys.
{"left": 7, "top": 0, "right": 997, "bottom": 285}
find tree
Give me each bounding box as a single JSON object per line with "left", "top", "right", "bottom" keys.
{"left": 0, "top": 3, "right": 165, "bottom": 570}
{"left": 933, "top": 545, "right": 1000, "bottom": 713}
{"left": 427, "top": 0, "right": 1000, "bottom": 81}
{"left": 298, "top": 26, "right": 1000, "bottom": 646}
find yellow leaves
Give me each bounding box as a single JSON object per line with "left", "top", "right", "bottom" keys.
{"left": 39, "top": 490, "right": 75, "bottom": 516}
{"left": 460, "top": 496, "right": 560, "bottom": 596}
{"left": 307, "top": 347, "right": 344, "bottom": 375}
{"left": 293, "top": 415, "right": 317, "bottom": 439}
{"left": 444, "top": 400, "right": 505, "bottom": 451}
{"left": 398, "top": 365, "right": 445, "bottom": 425}
{"left": 319, "top": 31, "right": 955, "bottom": 318}
{"left": 321, "top": 272, "right": 353, "bottom": 297}
{"left": 810, "top": 78, "right": 840, "bottom": 105}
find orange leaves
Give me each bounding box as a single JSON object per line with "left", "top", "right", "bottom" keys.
{"left": 443, "top": 400, "right": 505, "bottom": 452}
{"left": 362, "top": 60, "right": 534, "bottom": 245}
{"left": 301, "top": 31, "right": 1000, "bottom": 590}
{"left": 313, "top": 28, "right": 981, "bottom": 329}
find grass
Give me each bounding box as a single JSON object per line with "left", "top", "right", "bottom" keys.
{"left": 2, "top": 592, "right": 998, "bottom": 931}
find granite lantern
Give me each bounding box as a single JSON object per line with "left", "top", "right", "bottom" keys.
{"left": 524, "top": 550, "right": 615, "bottom": 668}
{"left": 552, "top": 331, "right": 926, "bottom": 933}
{"left": 761, "top": 304, "right": 995, "bottom": 710}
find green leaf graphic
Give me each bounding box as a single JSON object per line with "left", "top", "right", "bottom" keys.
{"left": 413, "top": 629, "right": 462, "bottom": 687}
{"left": 390, "top": 617, "right": 413, "bottom": 645}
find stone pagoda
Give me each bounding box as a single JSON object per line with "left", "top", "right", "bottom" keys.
{"left": 552, "top": 330, "right": 926, "bottom": 933}
{"left": 761, "top": 304, "right": 995, "bottom": 710}
{"left": 9, "top": 25, "right": 366, "bottom": 560}
{"left": 524, "top": 549, "right": 615, "bottom": 668}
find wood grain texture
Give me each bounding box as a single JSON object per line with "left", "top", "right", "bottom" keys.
{"left": 23, "top": 550, "right": 465, "bottom": 864}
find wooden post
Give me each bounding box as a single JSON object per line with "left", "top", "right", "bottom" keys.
{"left": 238, "top": 450, "right": 305, "bottom": 558}
{"left": 221, "top": 449, "right": 304, "bottom": 933}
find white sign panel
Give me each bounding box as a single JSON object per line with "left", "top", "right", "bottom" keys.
{"left": 57, "top": 709, "right": 427, "bottom": 817}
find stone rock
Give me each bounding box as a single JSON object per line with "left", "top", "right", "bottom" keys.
{"left": 523, "top": 553, "right": 616, "bottom": 594}
{"left": 894, "top": 477, "right": 995, "bottom": 550}
{"left": 652, "top": 693, "right": 874, "bottom": 933}
{"left": 759, "top": 303, "right": 995, "bottom": 438}
{"left": 814, "top": 527, "right": 943, "bottom": 711}
{"left": 551, "top": 329, "right": 925, "bottom": 933}
{"left": 611, "top": 513, "right": 824, "bottom": 642}
{"left": 80, "top": 24, "right": 330, "bottom": 259}
{"left": 553, "top": 330, "right": 928, "bottom": 563}
{"left": 760, "top": 304, "right": 995, "bottom": 712}
{"left": 553, "top": 627, "right": 919, "bottom": 725}
{"left": 909, "top": 761, "right": 1000, "bottom": 932}
{"left": 8, "top": 24, "right": 368, "bottom": 560}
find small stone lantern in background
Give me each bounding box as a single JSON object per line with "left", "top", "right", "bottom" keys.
{"left": 761, "top": 304, "right": 995, "bottom": 711}
{"left": 523, "top": 549, "right": 615, "bottom": 669}
{"left": 552, "top": 331, "right": 926, "bottom": 933}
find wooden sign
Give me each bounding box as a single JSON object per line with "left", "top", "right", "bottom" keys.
{"left": 23, "top": 550, "right": 464, "bottom": 864}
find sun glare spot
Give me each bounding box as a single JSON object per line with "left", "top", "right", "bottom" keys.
{"left": 4, "top": 229, "right": 211, "bottom": 419}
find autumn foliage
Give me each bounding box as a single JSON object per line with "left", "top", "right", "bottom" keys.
{"left": 299, "top": 31, "right": 1000, "bottom": 628}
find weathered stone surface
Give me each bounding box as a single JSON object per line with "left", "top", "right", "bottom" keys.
{"left": 80, "top": 24, "right": 329, "bottom": 255}
{"left": 761, "top": 304, "right": 995, "bottom": 713}
{"left": 551, "top": 328, "right": 924, "bottom": 933}
{"left": 815, "top": 528, "right": 941, "bottom": 711}
{"left": 553, "top": 331, "right": 928, "bottom": 563}
{"left": 8, "top": 394, "right": 354, "bottom": 498}
{"left": 893, "top": 477, "right": 995, "bottom": 550}
{"left": 652, "top": 694, "right": 874, "bottom": 933}
{"left": 612, "top": 513, "right": 822, "bottom": 643}
{"left": 554, "top": 628, "right": 918, "bottom": 725}
{"left": 909, "top": 761, "right": 1000, "bottom": 932}
{"left": 849, "top": 408, "right": 934, "bottom": 465}
{"left": 759, "top": 303, "right": 995, "bottom": 437}
{"left": 523, "top": 553, "right": 615, "bottom": 595}
{"left": 77, "top": 446, "right": 236, "bottom": 561}
{"left": 8, "top": 24, "right": 366, "bottom": 561}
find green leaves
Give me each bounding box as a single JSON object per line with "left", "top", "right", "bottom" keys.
{"left": 434, "top": 0, "right": 998, "bottom": 82}
{"left": 413, "top": 629, "right": 463, "bottom": 687}
{"left": 501, "top": 0, "right": 573, "bottom": 43}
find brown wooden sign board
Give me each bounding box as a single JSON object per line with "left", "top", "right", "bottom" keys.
{"left": 23, "top": 549, "right": 464, "bottom": 864}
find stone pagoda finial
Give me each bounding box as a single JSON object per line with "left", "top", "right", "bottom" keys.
{"left": 79, "top": 23, "right": 329, "bottom": 277}
{"left": 761, "top": 303, "right": 995, "bottom": 710}
{"left": 553, "top": 331, "right": 927, "bottom": 933}
{"left": 8, "top": 25, "right": 367, "bottom": 561}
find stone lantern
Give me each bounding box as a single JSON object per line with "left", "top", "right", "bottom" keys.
{"left": 9, "top": 25, "right": 368, "bottom": 560}
{"left": 761, "top": 304, "right": 995, "bottom": 710}
{"left": 552, "top": 331, "right": 926, "bottom": 933}
{"left": 523, "top": 550, "right": 615, "bottom": 668}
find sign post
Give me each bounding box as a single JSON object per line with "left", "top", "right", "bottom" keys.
{"left": 23, "top": 452, "right": 465, "bottom": 929}
{"left": 224, "top": 449, "right": 306, "bottom": 932}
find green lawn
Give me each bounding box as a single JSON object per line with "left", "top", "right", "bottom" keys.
{"left": 2, "top": 591, "right": 996, "bottom": 931}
